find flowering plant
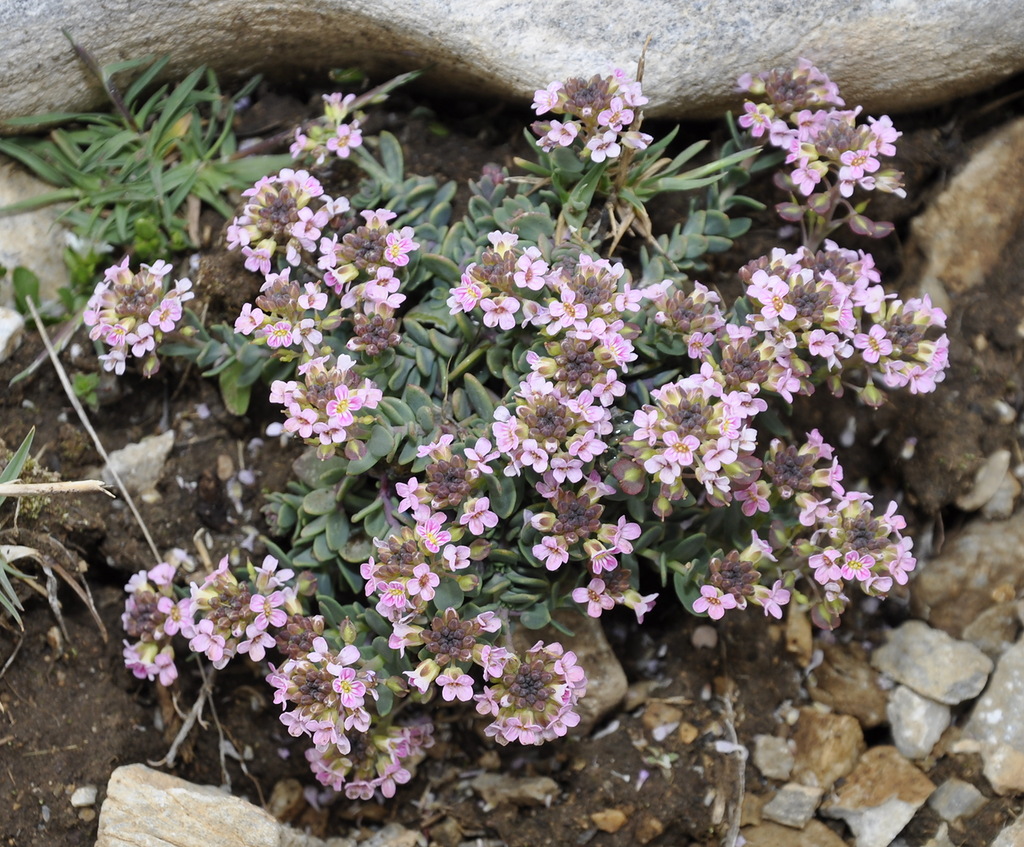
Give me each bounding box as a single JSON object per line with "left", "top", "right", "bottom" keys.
{"left": 115, "top": 61, "right": 946, "bottom": 799}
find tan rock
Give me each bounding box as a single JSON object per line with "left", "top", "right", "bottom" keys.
{"left": 912, "top": 118, "right": 1024, "bottom": 312}
{"left": 808, "top": 642, "right": 889, "bottom": 728}
{"left": 791, "top": 707, "right": 865, "bottom": 790}
{"left": 96, "top": 763, "right": 361, "bottom": 847}
{"left": 590, "top": 808, "right": 628, "bottom": 833}
{"left": 820, "top": 746, "right": 935, "bottom": 847}
{"left": 469, "top": 773, "right": 559, "bottom": 808}
{"left": 981, "top": 743, "right": 1024, "bottom": 795}
{"left": 740, "top": 819, "right": 848, "bottom": 847}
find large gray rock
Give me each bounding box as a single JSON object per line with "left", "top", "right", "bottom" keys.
{"left": 2, "top": 0, "right": 1023, "bottom": 128}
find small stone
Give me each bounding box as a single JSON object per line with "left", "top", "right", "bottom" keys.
{"left": 981, "top": 471, "right": 1021, "bottom": 521}
{"left": 753, "top": 734, "right": 794, "bottom": 781}
{"left": 642, "top": 701, "right": 682, "bottom": 740}
{"left": 761, "top": 783, "right": 823, "bottom": 828}
{"left": 590, "top": 808, "right": 628, "bottom": 833}
{"left": 740, "top": 820, "right": 848, "bottom": 847}
{"left": 95, "top": 763, "right": 360, "bottom": 847}
{"left": 216, "top": 453, "right": 235, "bottom": 481}
{"left": 0, "top": 306, "right": 24, "bottom": 364}
{"left": 791, "top": 707, "right": 865, "bottom": 790}
{"left": 962, "top": 603, "right": 1021, "bottom": 659}
{"left": 927, "top": 777, "right": 987, "bottom": 822}
{"left": 992, "top": 813, "right": 1024, "bottom": 847}
{"left": 872, "top": 620, "right": 993, "bottom": 705}
{"left": 691, "top": 624, "right": 718, "bottom": 649}
{"left": 677, "top": 721, "right": 700, "bottom": 744}
{"left": 819, "top": 746, "right": 935, "bottom": 847}
{"left": 427, "top": 816, "right": 462, "bottom": 847}
{"left": 633, "top": 813, "right": 664, "bottom": 845}
{"left": 808, "top": 641, "right": 889, "bottom": 728}
{"left": 101, "top": 429, "right": 176, "bottom": 499}
{"left": 966, "top": 638, "right": 1024, "bottom": 751}
{"left": 921, "top": 822, "right": 956, "bottom": 847}
{"left": 0, "top": 158, "right": 73, "bottom": 305}
{"left": 469, "top": 774, "right": 558, "bottom": 808}
{"left": 70, "top": 785, "right": 97, "bottom": 807}
{"left": 887, "top": 685, "right": 951, "bottom": 760}
{"left": 912, "top": 511, "right": 1024, "bottom": 636}
{"left": 78, "top": 808, "right": 96, "bottom": 823}
{"left": 981, "top": 743, "right": 1024, "bottom": 795}
{"left": 957, "top": 449, "right": 1012, "bottom": 512}
{"left": 266, "top": 778, "right": 305, "bottom": 822}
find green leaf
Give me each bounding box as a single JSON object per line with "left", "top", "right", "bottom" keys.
{"left": 432, "top": 577, "right": 464, "bottom": 611}
{"left": 367, "top": 424, "right": 395, "bottom": 459}
{"left": 462, "top": 373, "right": 494, "bottom": 420}
{"left": 0, "top": 428, "right": 34, "bottom": 509}
{"left": 562, "top": 160, "right": 609, "bottom": 230}
{"left": 316, "top": 594, "right": 347, "bottom": 628}
{"left": 302, "top": 487, "right": 337, "bottom": 516}
{"left": 218, "top": 361, "right": 252, "bottom": 416}
{"left": 519, "top": 604, "right": 552, "bottom": 630}
{"left": 378, "top": 131, "right": 405, "bottom": 185}
{"left": 485, "top": 472, "right": 518, "bottom": 519}
{"left": 674, "top": 571, "right": 703, "bottom": 611}
{"left": 375, "top": 681, "right": 395, "bottom": 717}
{"left": 11, "top": 267, "right": 40, "bottom": 315}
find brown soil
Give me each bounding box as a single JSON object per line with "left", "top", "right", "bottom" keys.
{"left": 2, "top": 74, "right": 1024, "bottom": 847}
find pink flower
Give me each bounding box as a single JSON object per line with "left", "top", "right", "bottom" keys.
{"left": 597, "top": 97, "right": 633, "bottom": 131}
{"left": 532, "top": 81, "right": 563, "bottom": 115}
{"left": 480, "top": 295, "right": 520, "bottom": 331}
{"left": 331, "top": 667, "right": 367, "bottom": 709}
{"left": 249, "top": 591, "right": 288, "bottom": 630}
{"left": 407, "top": 563, "right": 439, "bottom": 601}
{"left": 442, "top": 544, "right": 471, "bottom": 571}
{"left": 545, "top": 120, "right": 579, "bottom": 147}
{"left": 383, "top": 228, "right": 419, "bottom": 267}
{"left": 572, "top": 578, "right": 615, "bottom": 617}
{"left": 586, "top": 130, "right": 621, "bottom": 163}
{"left": 327, "top": 123, "right": 362, "bottom": 158}
{"left": 459, "top": 497, "right": 498, "bottom": 536}
{"left": 853, "top": 324, "right": 893, "bottom": 364}
{"left": 437, "top": 671, "right": 475, "bottom": 702}
{"left": 395, "top": 477, "right": 422, "bottom": 513}
{"left": 533, "top": 536, "right": 569, "bottom": 571}
{"left": 263, "top": 320, "right": 294, "bottom": 349}
{"left": 416, "top": 514, "right": 451, "bottom": 553}
{"left": 758, "top": 581, "right": 791, "bottom": 619}
{"left": 692, "top": 585, "right": 738, "bottom": 620}
{"left": 235, "top": 303, "right": 265, "bottom": 335}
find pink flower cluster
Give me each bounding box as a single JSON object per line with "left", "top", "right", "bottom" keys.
{"left": 84, "top": 256, "right": 193, "bottom": 376}
{"left": 305, "top": 721, "right": 433, "bottom": 800}
{"left": 267, "top": 637, "right": 378, "bottom": 753}
{"left": 738, "top": 59, "right": 904, "bottom": 200}
{"left": 226, "top": 169, "right": 348, "bottom": 271}
{"left": 624, "top": 374, "right": 766, "bottom": 516}
{"left": 795, "top": 493, "right": 917, "bottom": 628}
{"left": 269, "top": 354, "right": 383, "bottom": 459}
{"left": 531, "top": 69, "right": 652, "bottom": 161}
{"left": 736, "top": 242, "right": 948, "bottom": 405}
{"left": 234, "top": 267, "right": 330, "bottom": 359}
{"left": 121, "top": 555, "right": 297, "bottom": 682}
{"left": 290, "top": 91, "right": 365, "bottom": 165}
{"left": 359, "top": 519, "right": 590, "bottom": 746}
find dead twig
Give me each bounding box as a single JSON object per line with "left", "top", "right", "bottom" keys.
{"left": 0, "top": 479, "right": 112, "bottom": 498}
{"left": 149, "top": 663, "right": 217, "bottom": 769}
